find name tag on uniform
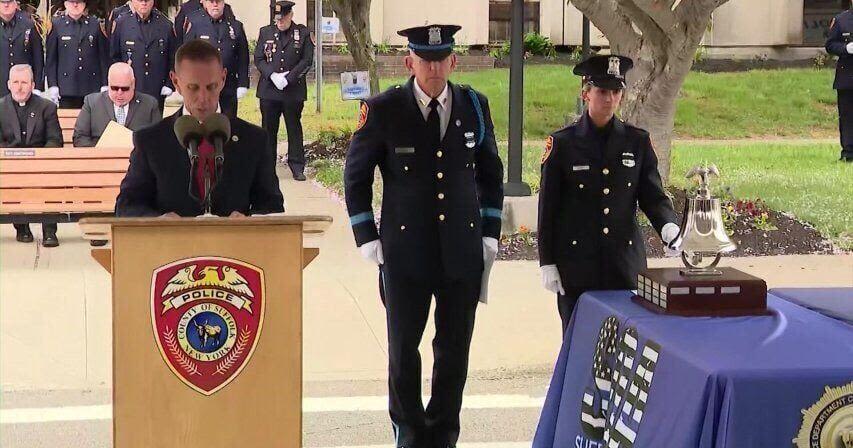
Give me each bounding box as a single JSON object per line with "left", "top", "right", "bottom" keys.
{"left": 623, "top": 159, "right": 636, "bottom": 167}
{"left": 61, "top": 36, "right": 72, "bottom": 41}
{"left": 572, "top": 165, "right": 590, "bottom": 171}
{"left": 395, "top": 147, "right": 415, "bottom": 154}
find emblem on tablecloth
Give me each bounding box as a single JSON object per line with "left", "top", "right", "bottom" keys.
{"left": 793, "top": 382, "right": 853, "bottom": 448}
{"left": 151, "top": 257, "right": 265, "bottom": 396}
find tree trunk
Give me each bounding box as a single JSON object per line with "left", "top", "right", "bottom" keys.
{"left": 329, "top": 0, "right": 380, "bottom": 95}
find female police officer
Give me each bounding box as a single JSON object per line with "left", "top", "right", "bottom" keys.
{"left": 537, "top": 55, "right": 680, "bottom": 334}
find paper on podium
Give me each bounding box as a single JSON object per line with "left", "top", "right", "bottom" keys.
{"left": 96, "top": 120, "right": 134, "bottom": 148}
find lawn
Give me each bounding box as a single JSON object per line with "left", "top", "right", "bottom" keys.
{"left": 314, "top": 142, "right": 853, "bottom": 250}
{"left": 238, "top": 66, "right": 839, "bottom": 141}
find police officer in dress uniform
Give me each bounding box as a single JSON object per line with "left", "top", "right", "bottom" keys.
{"left": 109, "top": 0, "right": 176, "bottom": 112}
{"left": 173, "top": 0, "right": 233, "bottom": 48}
{"left": 538, "top": 55, "right": 681, "bottom": 334}
{"left": 344, "top": 24, "right": 504, "bottom": 448}
{"left": 826, "top": 8, "right": 853, "bottom": 162}
{"left": 254, "top": 0, "right": 313, "bottom": 181}
{"left": 182, "top": 0, "right": 247, "bottom": 118}
{"left": 45, "top": 0, "right": 110, "bottom": 109}
{"left": 0, "top": 0, "right": 44, "bottom": 98}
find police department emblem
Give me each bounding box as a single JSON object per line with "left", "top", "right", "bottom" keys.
{"left": 151, "top": 257, "right": 265, "bottom": 396}
{"left": 793, "top": 382, "right": 853, "bottom": 448}
{"left": 429, "top": 26, "right": 442, "bottom": 46}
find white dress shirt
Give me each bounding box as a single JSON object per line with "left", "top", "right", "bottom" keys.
{"left": 413, "top": 80, "right": 451, "bottom": 140}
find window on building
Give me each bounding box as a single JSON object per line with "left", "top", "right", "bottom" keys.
{"left": 489, "top": 0, "right": 540, "bottom": 43}
{"left": 803, "top": 0, "right": 848, "bottom": 45}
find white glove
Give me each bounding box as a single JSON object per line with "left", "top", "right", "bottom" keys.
{"left": 48, "top": 86, "right": 60, "bottom": 101}
{"left": 100, "top": 86, "right": 109, "bottom": 92}
{"left": 661, "top": 223, "right": 681, "bottom": 258}
{"left": 160, "top": 86, "right": 173, "bottom": 97}
{"left": 846, "top": 42, "right": 853, "bottom": 54}
{"left": 359, "top": 239, "right": 384, "bottom": 266}
{"left": 541, "top": 264, "right": 566, "bottom": 295}
{"left": 482, "top": 237, "right": 498, "bottom": 262}
{"left": 236, "top": 87, "right": 248, "bottom": 99}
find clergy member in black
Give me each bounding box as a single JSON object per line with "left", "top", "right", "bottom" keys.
{"left": 116, "top": 39, "right": 283, "bottom": 217}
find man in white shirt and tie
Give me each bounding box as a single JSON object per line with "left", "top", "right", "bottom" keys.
{"left": 73, "top": 62, "right": 161, "bottom": 147}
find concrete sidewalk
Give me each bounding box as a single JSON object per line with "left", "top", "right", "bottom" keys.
{"left": 1, "top": 168, "right": 852, "bottom": 391}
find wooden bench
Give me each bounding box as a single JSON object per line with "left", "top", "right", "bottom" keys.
{"left": 58, "top": 108, "right": 80, "bottom": 148}
{"left": 0, "top": 147, "right": 132, "bottom": 225}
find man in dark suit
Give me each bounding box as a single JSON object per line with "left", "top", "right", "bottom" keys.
{"left": 182, "top": 0, "right": 248, "bottom": 117}
{"left": 1, "top": 64, "right": 63, "bottom": 247}
{"left": 344, "top": 25, "right": 503, "bottom": 448}
{"left": 537, "top": 55, "right": 680, "bottom": 334}
{"left": 0, "top": 0, "right": 44, "bottom": 98}
{"left": 109, "top": 0, "right": 176, "bottom": 113}
{"left": 73, "top": 62, "right": 160, "bottom": 147}
{"left": 255, "top": 0, "right": 314, "bottom": 181}
{"left": 116, "top": 39, "right": 283, "bottom": 217}
{"left": 45, "top": 0, "right": 110, "bottom": 109}
{"left": 826, "top": 8, "right": 853, "bottom": 162}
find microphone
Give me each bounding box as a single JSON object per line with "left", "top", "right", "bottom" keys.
{"left": 202, "top": 113, "right": 231, "bottom": 169}
{"left": 174, "top": 115, "right": 205, "bottom": 162}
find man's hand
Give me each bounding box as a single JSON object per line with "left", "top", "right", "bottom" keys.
{"left": 160, "top": 86, "right": 173, "bottom": 97}
{"left": 541, "top": 264, "right": 565, "bottom": 295}
{"left": 661, "top": 223, "right": 681, "bottom": 258}
{"left": 359, "top": 239, "right": 384, "bottom": 266}
{"left": 236, "top": 87, "right": 248, "bottom": 99}
{"left": 160, "top": 212, "right": 180, "bottom": 218}
{"left": 229, "top": 211, "right": 246, "bottom": 218}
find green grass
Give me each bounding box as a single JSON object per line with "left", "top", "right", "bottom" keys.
{"left": 316, "top": 142, "right": 852, "bottom": 250}
{"left": 238, "top": 66, "right": 838, "bottom": 141}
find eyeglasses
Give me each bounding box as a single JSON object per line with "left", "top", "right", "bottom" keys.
{"left": 110, "top": 86, "right": 131, "bottom": 92}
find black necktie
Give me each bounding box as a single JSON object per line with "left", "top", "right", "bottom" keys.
{"left": 427, "top": 98, "right": 441, "bottom": 146}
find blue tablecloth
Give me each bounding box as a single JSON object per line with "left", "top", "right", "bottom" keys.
{"left": 770, "top": 287, "right": 853, "bottom": 326}
{"left": 533, "top": 291, "right": 853, "bottom": 448}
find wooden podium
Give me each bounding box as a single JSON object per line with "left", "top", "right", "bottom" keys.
{"left": 80, "top": 215, "right": 332, "bottom": 448}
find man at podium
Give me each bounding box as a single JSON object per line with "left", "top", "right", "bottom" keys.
{"left": 115, "top": 39, "right": 284, "bottom": 217}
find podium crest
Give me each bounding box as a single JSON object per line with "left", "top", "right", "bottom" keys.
{"left": 151, "top": 257, "right": 265, "bottom": 395}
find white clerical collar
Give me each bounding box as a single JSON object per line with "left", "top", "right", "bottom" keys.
{"left": 180, "top": 104, "right": 222, "bottom": 122}
{"left": 413, "top": 80, "right": 450, "bottom": 109}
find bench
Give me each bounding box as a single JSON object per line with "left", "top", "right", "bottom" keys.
{"left": 0, "top": 147, "right": 132, "bottom": 225}
{"left": 58, "top": 108, "right": 79, "bottom": 148}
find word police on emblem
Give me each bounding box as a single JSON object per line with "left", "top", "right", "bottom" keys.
{"left": 151, "top": 257, "right": 265, "bottom": 395}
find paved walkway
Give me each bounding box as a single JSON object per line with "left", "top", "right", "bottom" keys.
{"left": 1, "top": 168, "right": 852, "bottom": 391}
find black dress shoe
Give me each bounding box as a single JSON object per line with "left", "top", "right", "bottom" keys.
{"left": 90, "top": 239, "right": 108, "bottom": 247}
{"left": 42, "top": 234, "right": 59, "bottom": 248}
{"left": 16, "top": 227, "right": 33, "bottom": 243}
{"left": 293, "top": 172, "right": 307, "bottom": 181}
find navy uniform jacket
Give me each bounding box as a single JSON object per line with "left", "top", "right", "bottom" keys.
{"left": 183, "top": 9, "right": 248, "bottom": 94}
{"left": 0, "top": 11, "right": 44, "bottom": 95}
{"left": 45, "top": 13, "right": 109, "bottom": 97}
{"left": 115, "top": 112, "right": 284, "bottom": 217}
{"left": 254, "top": 23, "right": 314, "bottom": 103}
{"left": 173, "top": 0, "right": 234, "bottom": 47}
{"left": 826, "top": 10, "right": 853, "bottom": 90}
{"left": 537, "top": 113, "right": 677, "bottom": 292}
{"left": 109, "top": 10, "right": 176, "bottom": 98}
{"left": 344, "top": 78, "right": 504, "bottom": 281}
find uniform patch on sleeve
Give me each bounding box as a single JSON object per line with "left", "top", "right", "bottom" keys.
{"left": 541, "top": 136, "right": 554, "bottom": 164}
{"left": 356, "top": 102, "right": 369, "bottom": 132}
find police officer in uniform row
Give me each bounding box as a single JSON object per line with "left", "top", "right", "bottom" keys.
{"left": 45, "top": 0, "right": 109, "bottom": 109}
{"left": 826, "top": 7, "right": 853, "bottom": 162}
{"left": 344, "top": 24, "right": 503, "bottom": 448}
{"left": 538, "top": 55, "right": 680, "bottom": 334}
{"left": 0, "top": 0, "right": 43, "bottom": 98}
{"left": 182, "top": 0, "right": 247, "bottom": 118}
{"left": 173, "top": 0, "right": 233, "bottom": 48}
{"left": 109, "top": 0, "right": 176, "bottom": 112}
{"left": 255, "top": 0, "right": 313, "bottom": 181}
